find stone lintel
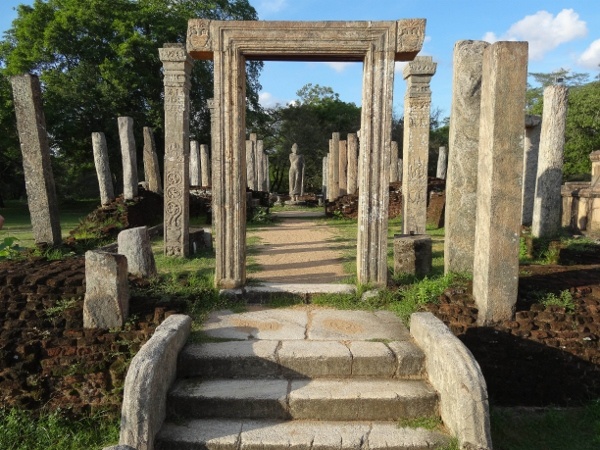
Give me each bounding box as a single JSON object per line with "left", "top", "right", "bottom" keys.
{"left": 187, "top": 19, "right": 425, "bottom": 61}
{"left": 590, "top": 150, "right": 600, "bottom": 162}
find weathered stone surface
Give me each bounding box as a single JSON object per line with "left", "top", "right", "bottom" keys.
{"left": 347, "top": 341, "right": 395, "bottom": 377}
{"left": 402, "top": 56, "right": 436, "bottom": 235}
{"left": 308, "top": 309, "right": 410, "bottom": 341}
{"left": 473, "top": 41, "right": 528, "bottom": 325}
{"left": 257, "top": 139, "right": 268, "bottom": 192}
{"left": 387, "top": 340, "right": 426, "bottom": 378}
{"left": 522, "top": 115, "right": 542, "bottom": 225}
{"left": 118, "top": 116, "right": 138, "bottom": 200}
{"left": 444, "top": 40, "right": 489, "bottom": 274}
{"left": 117, "top": 226, "right": 157, "bottom": 278}
{"left": 202, "top": 309, "right": 307, "bottom": 340}
{"left": 322, "top": 155, "right": 329, "bottom": 197}
{"left": 189, "top": 140, "right": 201, "bottom": 186}
{"left": 92, "top": 132, "right": 115, "bottom": 205}
{"left": 143, "top": 126, "right": 162, "bottom": 194}
{"left": 346, "top": 133, "right": 358, "bottom": 195}
{"left": 102, "top": 446, "right": 136, "bottom": 450}
{"left": 436, "top": 146, "right": 447, "bottom": 179}
{"left": 410, "top": 312, "right": 492, "bottom": 450}
{"left": 394, "top": 234, "right": 432, "bottom": 277}
{"left": 368, "top": 423, "right": 451, "bottom": 450}
{"left": 120, "top": 314, "right": 192, "bottom": 450}
{"left": 83, "top": 250, "right": 129, "bottom": 329}
{"left": 160, "top": 43, "right": 193, "bottom": 258}
{"left": 288, "top": 379, "right": 438, "bottom": 420}
{"left": 328, "top": 133, "right": 340, "bottom": 200}
{"left": 532, "top": 85, "right": 568, "bottom": 238}
{"left": 338, "top": 139, "right": 348, "bottom": 196}
{"left": 10, "top": 74, "right": 62, "bottom": 246}
{"left": 157, "top": 419, "right": 241, "bottom": 450}
{"left": 389, "top": 140, "right": 400, "bottom": 182}
{"left": 278, "top": 340, "right": 352, "bottom": 378}
{"left": 200, "top": 144, "right": 211, "bottom": 187}
{"left": 246, "top": 137, "right": 257, "bottom": 190}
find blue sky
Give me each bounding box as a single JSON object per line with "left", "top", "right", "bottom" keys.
{"left": 2, "top": 0, "right": 599, "bottom": 118}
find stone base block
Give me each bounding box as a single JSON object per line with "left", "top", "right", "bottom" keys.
{"left": 393, "top": 234, "right": 432, "bottom": 277}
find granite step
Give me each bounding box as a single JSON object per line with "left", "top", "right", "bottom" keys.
{"left": 167, "top": 378, "right": 438, "bottom": 421}
{"left": 155, "top": 418, "right": 452, "bottom": 450}
{"left": 177, "top": 339, "right": 425, "bottom": 379}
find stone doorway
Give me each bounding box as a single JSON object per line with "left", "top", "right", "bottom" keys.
{"left": 186, "top": 19, "right": 425, "bottom": 288}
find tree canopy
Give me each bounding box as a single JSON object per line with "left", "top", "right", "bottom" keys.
{"left": 0, "top": 0, "right": 261, "bottom": 200}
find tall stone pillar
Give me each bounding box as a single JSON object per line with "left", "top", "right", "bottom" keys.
{"left": 143, "top": 127, "right": 162, "bottom": 194}
{"left": 347, "top": 133, "right": 358, "bottom": 194}
{"left": 10, "top": 74, "right": 62, "bottom": 245}
{"left": 436, "top": 146, "right": 447, "bottom": 179}
{"left": 322, "top": 155, "right": 329, "bottom": 197}
{"left": 532, "top": 85, "right": 568, "bottom": 238}
{"left": 190, "top": 140, "right": 201, "bottom": 186}
{"left": 328, "top": 133, "right": 340, "bottom": 200}
{"left": 401, "top": 56, "right": 437, "bottom": 234}
{"left": 473, "top": 41, "right": 528, "bottom": 325}
{"left": 521, "top": 116, "right": 542, "bottom": 225}
{"left": 118, "top": 116, "right": 138, "bottom": 200}
{"left": 159, "top": 43, "right": 193, "bottom": 257}
{"left": 257, "top": 139, "right": 266, "bottom": 191}
{"left": 444, "top": 40, "right": 489, "bottom": 275}
{"left": 389, "top": 141, "right": 399, "bottom": 182}
{"left": 92, "top": 132, "right": 115, "bottom": 205}
{"left": 339, "top": 139, "right": 348, "bottom": 196}
{"left": 200, "top": 144, "right": 210, "bottom": 187}
{"left": 397, "top": 159, "right": 403, "bottom": 182}
{"left": 246, "top": 137, "right": 257, "bottom": 190}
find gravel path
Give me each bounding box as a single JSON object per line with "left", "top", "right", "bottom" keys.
{"left": 248, "top": 211, "right": 350, "bottom": 284}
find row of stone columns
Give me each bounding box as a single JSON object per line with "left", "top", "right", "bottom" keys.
{"left": 246, "top": 133, "right": 269, "bottom": 192}
{"left": 323, "top": 132, "right": 359, "bottom": 200}
{"left": 189, "top": 141, "right": 211, "bottom": 187}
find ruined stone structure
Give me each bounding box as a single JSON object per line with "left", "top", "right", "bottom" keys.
{"left": 322, "top": 155, "right": 329, "bottom": 197}
{"left": 532, "top": 85, "right": 568, "bottom": 238}
{"left": 339, "top": 139, "right": 348, "bottom": 196}
{"left": 328, "top": 132, "right": 341, "bottom": 201}
{"left": 159, "top": 43, "right": 193, "bottom": 257}
{"left": 473, "top": 41, "right": 528, "bottom": 325}
{"left": 436, "top": 146, "right": 447, "bottom": 180}
{"left": 200, "top": 144, "right": 211, "bottom": 187}
{"left": 347, "top": 133, "right": 358, "bottom": 195}
{"left": 246, "top": 134, "right": 257, "bottom": 191}
{"left": 92, "top": 132, "right": 115, "bottom": 205}
{"left": 521, "top": 115, "right": 542, "bottom": 225}
{"left": 187, "top": 19, "right": 425, "bottom": 287}
{"left": 562, "top": 151, "right": 600, "bottom": 233}
{"left": 402, "top": 56, "right": 437, "bottom": 235}
{"left": 10, "top": 74, "right": 62, "bottom": 246}
{"left": 190, "top": 140, "right": 201, "bottom": 186}
{"left": 118, "top": 116, "right": 138, "bottom": 200}
{"left": 444, "top": 40, "right": 489, "bottom": 275}
{"left": 143, "top": 127, "right": 163, "bottom": 194}
{"left": 390, "top": 141, "right": 400, "bottom": 183}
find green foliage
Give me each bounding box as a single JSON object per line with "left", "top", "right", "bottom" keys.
{"left": 0, "top": 408, "right": 119, "bottom": 450}
{"left": 44, "top": 297, "right": 79, "bottom": 318}
{"left": 539, "top": 289, "right": 575, "bottom": 313}
{"left": 248, "top": 206, "right": 274, "bottom": 224}
{"left": 0, "top": 236, "right": 22, "bottom": 260}
{"left": 0, "top": 0, "right": 261, "bottom": 200}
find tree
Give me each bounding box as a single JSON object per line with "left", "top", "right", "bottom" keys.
{"left": 527, "top": 68, "right": 589, "bottom": 114}
{"left": 0, "top": 0, "right": 262, "bottom": 200}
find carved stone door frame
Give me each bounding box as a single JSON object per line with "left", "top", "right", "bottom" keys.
{"left": 187, "top": 19, "right": 425, "bottom": 288}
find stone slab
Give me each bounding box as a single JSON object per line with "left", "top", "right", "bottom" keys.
{"left": 202, "top": 309, "right": 307, "bottom": 340}
{"left": 245, "top": 283, "right": 356, "bottom": 296}
{"left": 308, "top": 309, "right": 410, "bottom": 341}
{"left": 278, "top": 340, "right": 352, "bottom": 378}
{"left": 367, "top": 423, "right": 451, "bottom": 450}
{"left": 157, "top": 419, "right": 241, "bottom": 450}
{"left": 387, "top": 340, "right": 426, "bottom": 378}
{"left": 288, "top": 379, "right": 438, "bottom": 421}
{"left": 178, "top": 340, "right": 279, "bottom": 379}
{"left": 347, "top": 341, "right": 395, "bottom": 377}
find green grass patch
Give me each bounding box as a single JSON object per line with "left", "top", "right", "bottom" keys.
{"left": 0, "top": 408, "right": 119, "bottom": 450}
{"left": 491, "top": 403, "right": 600, "bottom": 450}
{"left": 539, "top": 289, "right": 576, "bottom": 313}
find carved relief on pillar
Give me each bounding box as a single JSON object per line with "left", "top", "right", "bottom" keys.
{"left": 164, "top": 157, "right": 186, "bottom": 257}
{"left": 188, "top": 20, "right": 212, "bottom": 49}
{"left": 396, "top": 19, "right": 426, "bottom": 54}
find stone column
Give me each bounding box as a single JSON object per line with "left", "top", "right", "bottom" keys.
{"left": 444, "top": 40, "right": 489, "bottom": 275}
{"left": 118, "top": 116, "right": 138, "bottom": 200}
{"left": 531, "top": 85, "right": 568, "bottom": 238}
{"left": 328, "top": 133, "right": 340, "bottom": 200}
{"left": 401, "top": 56, "right": 437, "bottom": 235}
{"left": 190, "top": 140, "right": 201, "bottom": 186}
{"left": 92, "top": 132, "right": 115, "bottom": 205}
{"left": 322, "top": 155, "right": 329, "bottom": 197}
{"left": 436, "top": 146, "right": 447, "bottom": 179}
{"left": 10, "top": 74, "right": 62, "bottom": 246}
{"left": 521, "top": 116, "right": 542, "bottom": 225}
{"left": 143, "top": 127, "right": 162, "bottom": 194}
{"left": 347, "top": 133, "right": 358, "bottom": 194}
{"left": 389, "top": 141, "right": 399, "bottom": 182}
{"left": 159, "top": 43, "right": 193, "bottom": 257}
{"left": 339, "top": 139, "right": 348, "bottom": 196}
{"left": 257, "top": 139, "right": 266, "bottom": 191}
{"left": 246, "top": 138, "right": 256, "bottom": 190}
{"left": 473, "top": 41, "right": 528, "bottom": 325}
{"left": 397, "top": 159, "right": 403, "bottom": 182}
{"left": 589, "top": 151, "right": 600, "bottom": 232}
{"left": 200, "top": 144, "right": 210, "bottom": 187}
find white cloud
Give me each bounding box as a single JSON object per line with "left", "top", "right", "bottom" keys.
{"left": 259, "top": 91, "right": 285, "bottom": 108}
{"left": 394, "top": 61, "right": 408, "bottom": 74}
{"left": 483, "top": 9, "right": 587, "bottom": 60}
{"left": 324, "top": 62, "right": 354, "bottom": 73}
{"left": 578, "top": 39, "right": 600, "bottom": 70}
{"left": 256, "top": 0, "right": 288, "bottom": 16}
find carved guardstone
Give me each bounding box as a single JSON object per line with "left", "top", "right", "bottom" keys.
{"left": 402, "top": 56, "right": 437, "bottom": 235}
{"left": 159, "top": 43, "right": 193, "bottom": 257}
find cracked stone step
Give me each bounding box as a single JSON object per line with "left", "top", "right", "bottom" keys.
{"left": 155, "top": 418, "right": 452, "bottom": 450}
{"left": 177, "top": 339, "right": 425, "bottom": 379}
{"left": 167, "top": 378, "right": 438, "bottom": 421}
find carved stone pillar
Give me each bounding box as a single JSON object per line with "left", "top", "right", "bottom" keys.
{"left": 159, "top": 43, "right": 193, "bottom": 257}
{"left": 401, "top": 56, "right": 437, "bottom": 235}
